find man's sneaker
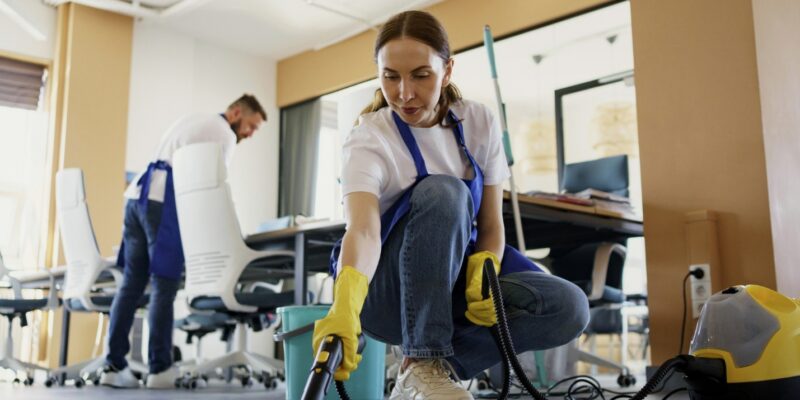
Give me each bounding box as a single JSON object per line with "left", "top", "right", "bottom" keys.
{"left": 99, "top": 364, "right": 140, "bottom": 389}
{"left": 389, "top": 358, "right": 474, "bottom": 400}
{"left": 145, "top": 367, "right": 178, "bottom": 389}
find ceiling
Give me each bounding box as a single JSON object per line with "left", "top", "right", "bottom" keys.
{"left": 51, "top": 0, "right": 443, "bottom": 60}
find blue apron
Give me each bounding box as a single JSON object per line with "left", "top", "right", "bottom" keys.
{"left": 117, "top": 160, "right": 184, "bottom": 280}
{"left": 330, "top": 110, "right": 541, "bottom": 277}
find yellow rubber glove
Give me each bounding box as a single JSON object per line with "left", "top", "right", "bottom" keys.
{"left": 465, "top": 251, "right": 501, "bottom": 326}
{"left": 312, "top": 266, "right": 369, "bottom": 381}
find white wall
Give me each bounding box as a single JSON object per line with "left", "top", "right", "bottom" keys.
{"left": 0, "top": 0, "right": 56, "bottom": 60}
{"left": 127, "top": 22, "right": 281, "bottom": 359}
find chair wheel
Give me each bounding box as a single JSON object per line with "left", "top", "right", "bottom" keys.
{"left": 12, "top": 378, "right": 20, "bottom": 385}
{"left": 241, "top": 376, "right": 251, "bottom": 387}
{"left": 24, "top": 377, "right": 34, "bottom": 386}
{"left": 45, "top": 377, "right": 54, "bottom": 388}
{"left": 385, "top": 378, "right": 396, "bottom": 395}
{"left": 617, "top": 373, "right": 636, "bottom": 387}
{"left": 74, "top": 378, "right": 85, "bottom": 388}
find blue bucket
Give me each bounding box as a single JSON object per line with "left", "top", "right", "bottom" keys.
{"left": 276, "top": 305, "right": 385, "bottom": 400}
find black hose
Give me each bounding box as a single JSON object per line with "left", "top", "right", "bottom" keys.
{"left": 484, "top": 259, "right": 548, "bottom": 400}
{"left": 335, "top": 380, "right": 349, "bottom": 400}
{"left": 490, "top": 327, "right": 511, "bottom": 398}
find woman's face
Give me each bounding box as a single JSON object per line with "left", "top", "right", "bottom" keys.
{"left": 377, "top": 37, "right": 453, "bottom": 128}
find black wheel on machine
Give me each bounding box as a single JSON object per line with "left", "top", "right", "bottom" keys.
{"left": 45, "top": 377, "right": 54, "bottom": 388}
{"left": 12, "top": 378, "right": 20, "bottom": 385}
{"left": 92, "top": 377, "right": 100, "bottom": 386}
{"left": 617, "top": 373, "right": 636, "bottom": 387}
{"left": 24, "top": 377, "right": 34, "bottom": 386}
{"left": 74, "top": 378, "right": 85, "bottom": 388}
{"left": 476, "top": 378, "right": 490, "bottom": 391}
{"left": 385, "top": 378, "right": 396, "bottom": 395}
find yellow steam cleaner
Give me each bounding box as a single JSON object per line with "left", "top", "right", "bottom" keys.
{"left": 681, "top": 284, "right": 800, "bottom": 399}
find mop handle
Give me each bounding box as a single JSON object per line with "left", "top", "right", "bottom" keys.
{"left": 484, "top": 25, "right": 526, "bottom": 253}
{"left": 484, "top": 25, "right": 514, "bottom": 166}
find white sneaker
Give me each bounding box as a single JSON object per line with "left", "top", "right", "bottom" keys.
{"left": 99, "top": 365, "right": 140, "bottom": 389}
{"left": 389, "top": 359, "right": 474, "bottom": 400}
{"left": 145, "top": 367, "right": 178, "bottom": 389}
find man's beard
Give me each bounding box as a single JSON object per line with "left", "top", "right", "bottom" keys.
{"left": 229, "top": 120, "right": 242, "bottom": 143}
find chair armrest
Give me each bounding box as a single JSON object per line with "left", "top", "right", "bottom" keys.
{"left": 5, "top": 274, "right": 23, "bottom": 300}
{"left": 588, "top": 243, "right": 627, "bottom": 301}
{"left": 242, "top": 280, "right": 283, "bottom": 294}
{"left": 625, "top": 293, "right": 648, "bottom": 305}
{"left": 46, "top": 274, "right": 60, "bottom": 309}
{"left": 106, "top": 265, "right": 124, "bottom": 289}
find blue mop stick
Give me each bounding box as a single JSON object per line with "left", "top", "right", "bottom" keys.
{"left": 484, "top": 25, "right": 526, "bottom": 253}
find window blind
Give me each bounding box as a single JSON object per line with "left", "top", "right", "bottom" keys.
{"left": 0, "top": 56, "right": 46, "bottom": 110}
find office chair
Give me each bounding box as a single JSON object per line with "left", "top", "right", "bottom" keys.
{"left": 173, "top": 142, "right": 295, "bottom": 389}
{"left": 48, "top": 168, "right": 148, "bottom": 387}
{"left": 549, "top": 154, "right": 640, "bottom": 386}
{"left": 0, "top": 251, "right": 57, "bottom": 385}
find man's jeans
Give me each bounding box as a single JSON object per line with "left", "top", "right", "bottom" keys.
{"left": 361, "top": 175, "right": 590, "bottom": 379}
{"left": 106, "top": 199, "right": 180, "bottom": 374}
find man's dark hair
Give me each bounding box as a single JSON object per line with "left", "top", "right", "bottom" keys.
{"left": 228, "top": 94, "right": 267, "bottom": 120}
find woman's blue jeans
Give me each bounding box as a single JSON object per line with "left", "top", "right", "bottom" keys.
{"left": 361, "top": 175, "right": 589, "bottom": 379}
{"left": 106, "top": 199, "right": 180, "bottom": 374}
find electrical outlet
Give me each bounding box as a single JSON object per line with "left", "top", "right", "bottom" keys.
{"left": 689, "top": 264, "right": 711, "bottom": 318}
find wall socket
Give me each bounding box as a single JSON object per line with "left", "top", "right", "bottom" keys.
{"left": 689, "top": 264, "right": 711, "bottom": 318}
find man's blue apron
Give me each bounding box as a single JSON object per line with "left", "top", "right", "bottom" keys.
{"left": 330, "top": 110, "right": 540, "bottom": 278}
{"left": 116, "top": 160, "right": 184, "bottom": 280}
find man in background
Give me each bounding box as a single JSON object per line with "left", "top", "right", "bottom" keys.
{"left": 100, "top": 94, "right": 266, "bottom": 389}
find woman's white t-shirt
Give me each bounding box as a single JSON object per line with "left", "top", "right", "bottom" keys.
{"left": 341, "top": 100, "right": 510, "bottom": 215}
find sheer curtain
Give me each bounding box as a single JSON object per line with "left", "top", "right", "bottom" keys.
{"left": 278, "top": 98, "right": 322, "bottom": 217}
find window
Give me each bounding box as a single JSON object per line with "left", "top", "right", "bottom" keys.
{"left": 0, "top": 56, "right": 49, "bottom": 271}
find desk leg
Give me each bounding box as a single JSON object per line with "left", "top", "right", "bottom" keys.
{"left": 59, "top": 308, "right": 70, "bottom": 383}
{"left": 294, "top": 232, "right": 307, "bottom": 305}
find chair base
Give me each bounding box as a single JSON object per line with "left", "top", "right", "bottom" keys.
{"left": 0, "top": 356, "right": 48, "bottom": 381}
{"left": 177, "top": 321, "right": 283, "bottom": 389}
{"left": 574, "top": 347, "right": 626, "bottom": 373}
{"left": 181, "top": 350, "right": 283, "bottom": 379}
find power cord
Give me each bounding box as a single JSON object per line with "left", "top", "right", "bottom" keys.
{"left": 679, "top": 268, "right": 705, "bottom": 354}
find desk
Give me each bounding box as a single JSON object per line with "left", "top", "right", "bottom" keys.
{"left": 503, "top": 192, "right": 643, "bottom": 250}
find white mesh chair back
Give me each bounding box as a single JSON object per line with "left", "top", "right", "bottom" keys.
{"left": 56, "top": 168, "right": 110, "bottom": 311}
{"left": 174, "top": 143, "right": 291, "bottom": 313}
